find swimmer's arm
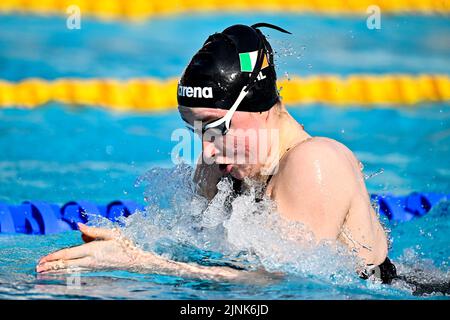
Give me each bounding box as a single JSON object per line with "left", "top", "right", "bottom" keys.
{"left": 136, "top": 251, "right": 263, "bottom": 282}
{"left": 36, "top": 223, "right": 278, "bottom": 283}
{"left": 273, "top": 141, "right": 353, "bottom": 240}
{"left": 136, "top": 251, "right": 281, "bottom": 283}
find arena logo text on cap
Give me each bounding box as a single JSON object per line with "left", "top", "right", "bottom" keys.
{"left": 178, "top": 85, "right": 213, "bottom": 99}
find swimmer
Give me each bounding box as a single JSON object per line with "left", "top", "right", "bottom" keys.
{"left": 36, "top": 23, "right": 447, "bottom": 295}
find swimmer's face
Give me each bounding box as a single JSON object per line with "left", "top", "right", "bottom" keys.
{"left": 178, "top": 105, "right": 272, "bottom": 179}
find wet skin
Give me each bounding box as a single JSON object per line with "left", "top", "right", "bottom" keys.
{"left": 36, "top": 102, "right": 388, "bottom": 280}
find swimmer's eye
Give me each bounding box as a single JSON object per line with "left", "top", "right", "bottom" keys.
{"left": 184, "top": 120, "right": 230, "bottom": 136}
{"left": 203, "top": 119, "right": 230, "bottom": 136}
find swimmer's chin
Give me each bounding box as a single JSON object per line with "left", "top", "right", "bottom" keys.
{"left": 228, "top": 166, "right": 252, "bottom": 180}
{"left": 229, "top": 171, "right": 243, "bottom": 180}
{"left": 218, "top": 164, "right": 242, "bottom": 179}
{"left": 219, "top": 163, "right": 258, "bottom": 180}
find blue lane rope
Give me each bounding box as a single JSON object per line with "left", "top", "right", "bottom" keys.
{"left": 0, "top": 193, "right": 448, "bottom": 234}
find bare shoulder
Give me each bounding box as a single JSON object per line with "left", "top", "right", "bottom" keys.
{"left": 271, "top": 136, "right": 362, "bottom": 201}
{"left": 270, "top": 136, "right": 359, "bottom": 237}
{"left": 281, "top": 137, "right": 358, "bottom": 175}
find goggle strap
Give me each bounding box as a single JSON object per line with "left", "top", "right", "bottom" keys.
{"left": 251, "top": 23, "right": 292, "bottom": 35}
{"left": 204, "top": 86, "right": 248, "bottom": 131}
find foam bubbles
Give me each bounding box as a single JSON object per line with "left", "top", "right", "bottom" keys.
{"left": 108, "top": 165, "right": 361, "bottom": 285}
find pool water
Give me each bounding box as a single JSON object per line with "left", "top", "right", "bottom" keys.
{"left": 0, "top": 13, "right": 449, "bottom": 299}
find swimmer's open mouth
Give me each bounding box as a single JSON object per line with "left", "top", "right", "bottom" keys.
{"left": 219, "top": 164, "right": 232, "bottom": 174}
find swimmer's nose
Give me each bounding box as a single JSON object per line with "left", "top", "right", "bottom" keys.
{"left": 202, "top": 140, "right": 217, "bottom": 162}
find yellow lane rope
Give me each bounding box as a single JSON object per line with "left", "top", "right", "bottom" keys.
{"left": 0, "top": 0, "right": 449, "bottom": 20}
{"left": 0, "top": 75, "right": 449, "bottom": 111}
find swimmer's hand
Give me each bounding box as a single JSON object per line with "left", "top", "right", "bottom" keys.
{"left": 36, "top": 223, "right": 144, "bottom": 273}
{"left": 36, "top": 223, "right": 277, "bottom": 283}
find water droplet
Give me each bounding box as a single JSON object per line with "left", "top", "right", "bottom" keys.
{"left": 105, "top": 145, "right": 114, "bottom": 155}
{"left": 284, "top": 71, "right": 291, "bottom": 81}
{"left": 364, "top": 168, "right": 384, "bottom": 180}
{"left": 359, "top": 161, "right": 364, "bottom": 171}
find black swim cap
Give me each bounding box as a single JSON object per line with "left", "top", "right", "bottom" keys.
{"left": 177, "top": 23, "right": 291, "bottom": 112}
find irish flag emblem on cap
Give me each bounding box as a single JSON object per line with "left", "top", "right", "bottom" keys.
{"left": 239, "top": 50, "right": 269, "bottom": 72}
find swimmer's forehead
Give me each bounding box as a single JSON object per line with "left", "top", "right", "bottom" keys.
{"left": 178, "top": 105, "right": 228, "bottom": 124}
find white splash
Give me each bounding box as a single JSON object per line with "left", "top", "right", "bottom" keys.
{"left": 101, "top": 164, "right": 361, "bottom": 285}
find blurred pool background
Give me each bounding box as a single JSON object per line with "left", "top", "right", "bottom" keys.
{"left": 0, "top": 1, "right": 449, "bottom": 299}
